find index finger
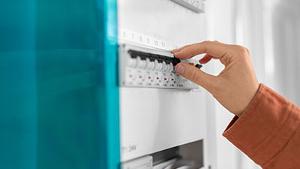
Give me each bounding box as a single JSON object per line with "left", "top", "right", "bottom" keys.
{"left": 173, "top": 41, "right": 229, "bottom": 59}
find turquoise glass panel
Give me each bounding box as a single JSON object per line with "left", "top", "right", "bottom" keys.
{"left": 0, "top": 0, "right": 120, "bottom": 168}
{"left": 0, "top": 0, "right": 37, "bottom": 168}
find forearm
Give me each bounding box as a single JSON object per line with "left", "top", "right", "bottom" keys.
{"left": 223, "top": 84, "right": 300, "bottom": 169}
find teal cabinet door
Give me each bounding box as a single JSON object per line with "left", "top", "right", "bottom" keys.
{"left": 0, "top": 0, "right": 120, "bottom": 168}
{"left": 0, "top": 0, "right": 37, "bottom": 168}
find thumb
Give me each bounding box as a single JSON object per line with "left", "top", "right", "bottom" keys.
{"left": 175, "top": 62, "right": 217, "bottom": 91}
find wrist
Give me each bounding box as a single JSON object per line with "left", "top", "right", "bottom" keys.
{"left": 236, "top": 83, "right": 261, "bottom": 117}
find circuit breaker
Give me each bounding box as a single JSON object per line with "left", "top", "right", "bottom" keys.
{"left": 119, "top": 44, "right": 198, "bottom": 89}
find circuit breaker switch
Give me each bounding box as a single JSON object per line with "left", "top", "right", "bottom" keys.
{"left": 146, "top": 58, "right": 155, "bottom": 70}
{"left": 195, "top": 64, "right": 202, "bottom": 69}
{"left": 137, "top": 57, "right": 147, "bottom": 69}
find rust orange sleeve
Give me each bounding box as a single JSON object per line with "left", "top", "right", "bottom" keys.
{"left": 223, "top": 84, "right": 300, "bottom": 169}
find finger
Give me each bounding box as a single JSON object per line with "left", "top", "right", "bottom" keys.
{"left": 175, "top": 62, "right": 217, "bottom": 91}
{"left": 174, "top": 41, "right": 229, "bottom": 59}
{"left": 171, "top": 48, "right": 181, "bottom": 53}
{"left": 199, "top": 54, "right": 213, "bottom": 64}
{"left": 171, "top": 45, "right": 187, "bottom": 53}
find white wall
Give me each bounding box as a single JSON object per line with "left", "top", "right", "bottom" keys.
{"left": 207, "top": 0, "right": 300, "bottom": 169}
{"left": 205, "top": 0, "right": 241, "bottom": 169}
{"left": 205, "top": 0, "right": 272, "bottom": 168}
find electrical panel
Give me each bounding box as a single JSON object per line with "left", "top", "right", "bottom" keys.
{"left": 118, "top": 0, "right": 209, "bottom": 168}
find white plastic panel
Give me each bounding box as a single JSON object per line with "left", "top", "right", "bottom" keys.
{"left": 120, "top": 88, "right": 207, "bottom": 161}
{"left": 118, "top": 0, "right": 207, "bottom": 49}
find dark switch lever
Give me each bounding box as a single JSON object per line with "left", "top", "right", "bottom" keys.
{"left": 195, "top": 64, "right": 202, "bottom": 69}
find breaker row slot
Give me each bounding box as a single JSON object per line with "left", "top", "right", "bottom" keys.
{"left": 128, "top": 49, "right": 181, "bottom": 66}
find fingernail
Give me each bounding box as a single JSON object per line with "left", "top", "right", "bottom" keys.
{"left": 175, "top": 64, "right": 185, "bottom": 74}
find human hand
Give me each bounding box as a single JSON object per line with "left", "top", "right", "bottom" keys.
{"left": 172, "top": 41, "right": 259, "bottom": 116}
